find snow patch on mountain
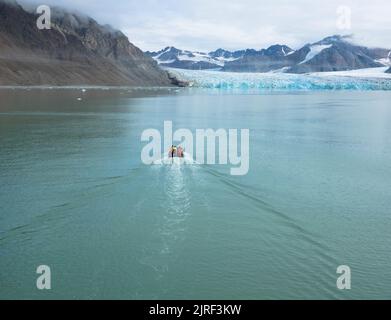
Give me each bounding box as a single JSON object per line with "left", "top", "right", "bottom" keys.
{"left": 286, "top": 50, "right": 295, "bottom": 56}
{"left": 154, "top": 47, "right": 170, "bottom": 59}
{"left": 376, "top": 51, "right": 391, "bottom": 66}
{"left": 148, "top": 47, "right": 241, "bottom": 68}
{"left": 299, "top": 44, "right": 333, "bottom": 64}
{"left": 282, "top": 47, "right": 295, "bottom": 56}
{"left": 177, "top": 51, "right": 225, "bottom": 66}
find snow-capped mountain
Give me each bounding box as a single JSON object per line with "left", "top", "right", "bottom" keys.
{"left": 224, "top": 35, "right": 390, "bottom": 73}
{"left": 146, "top": 45, "right": 295, "bottom": 71}
{"left": 209, "top": 48, "right": 246, "bottom": 60}
{"left": 286, "top": 35, "right": 389, "bottom": 73}
{"left": 223, "top": 45, "right": 296, "bottom": 72}
{"left": 147, "top": 35, "right": 391, "bottom": 74}
{"left": 145, "top": 47, "right": 245, "bottom": 70}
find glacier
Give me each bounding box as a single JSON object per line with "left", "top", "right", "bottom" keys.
{"left": 168, "top": 67, "right": 391, "bottom": 90}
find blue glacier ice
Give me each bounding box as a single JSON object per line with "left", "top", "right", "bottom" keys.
{"left": 168, "top": 68, "right": 391, "bottom": 91}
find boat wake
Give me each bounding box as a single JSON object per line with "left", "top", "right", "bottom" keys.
{"left": 152, "top": 152, "right": 198, "bottom": 165}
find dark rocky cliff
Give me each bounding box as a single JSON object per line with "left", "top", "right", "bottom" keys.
{"left": 0, "top": 0, "right": 173, "bottom": 86}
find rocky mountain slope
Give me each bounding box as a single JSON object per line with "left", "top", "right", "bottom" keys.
{"left": 0, "top": 0, "right": 173, "bottom": 86}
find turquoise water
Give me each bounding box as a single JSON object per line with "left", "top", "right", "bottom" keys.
{"left": 0, "top": 88, "right": 391, "bottom": 299}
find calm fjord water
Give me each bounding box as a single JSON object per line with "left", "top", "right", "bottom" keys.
{"left": 0, "top": 88, "right": 390, "bottom": 299}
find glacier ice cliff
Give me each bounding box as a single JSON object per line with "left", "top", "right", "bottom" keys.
{"left": 168, "top": 68, "right": 391, "bottom": 91}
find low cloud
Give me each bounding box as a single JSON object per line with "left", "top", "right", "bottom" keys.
{"left": 20, "top": 0, "right": 391, "bottom": 51}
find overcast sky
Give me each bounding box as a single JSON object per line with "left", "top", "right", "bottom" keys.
{"left": 21, "top": 0, "right": 391, "bottom": 52}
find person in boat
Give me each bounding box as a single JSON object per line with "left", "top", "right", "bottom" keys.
{"left": 169, "top": 145, "right": 177, "bottom": 158}
{"left": 177, "top": 146, "right": 184, "bottom": 158}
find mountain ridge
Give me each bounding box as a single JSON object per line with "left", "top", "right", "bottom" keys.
{"left": 148, "top": 35, "right": 391, "bottom": 74}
